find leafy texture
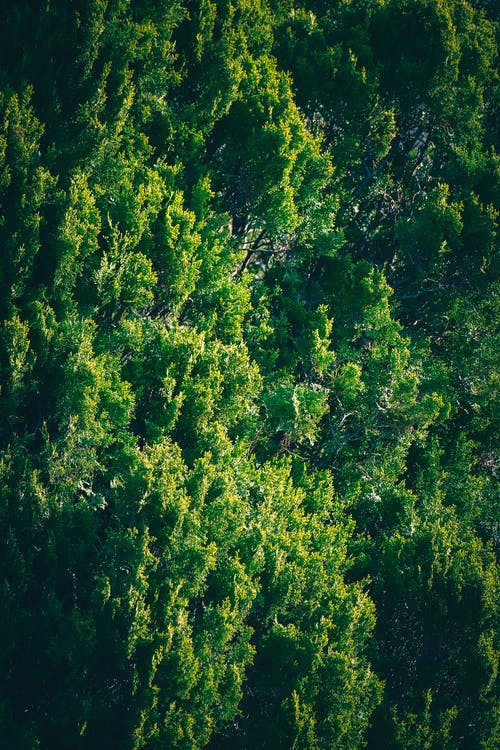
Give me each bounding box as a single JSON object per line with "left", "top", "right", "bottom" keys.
{"left": 0, "top": 1, "right": 498, "bottom": 748}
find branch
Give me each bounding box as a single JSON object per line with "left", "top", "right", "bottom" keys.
{"left": 398, "top": 285, "right": 441, "bottom": 300}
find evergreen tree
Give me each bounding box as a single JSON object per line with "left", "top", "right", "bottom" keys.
{"left": 0, "top": 1, "right": 497, "bottom": 748}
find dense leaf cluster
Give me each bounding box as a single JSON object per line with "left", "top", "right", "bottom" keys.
{"left": 0, "top": 1, "right": 498, "bottom": 748}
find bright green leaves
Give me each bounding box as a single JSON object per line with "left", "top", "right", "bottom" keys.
{"left": 263, "top": 380, "right": 329, "bottom": 447}
{"left": 1, "top": 3, "right": 374, "bottom": 748}
{"left": 115, "top": 314, "right": 260, "bottom": 450}
{"left": 176, "top": 335, "right": 261, "bottom": 455}
{"left": 249, "top": 252, "right": 422, "bottom": 481}
{"left": 208, "top": 53, "right": 334, "bottom": 252}
{"left": 0, "top": 89, "right": 57, "bottom": 316}
{"left": 334, "top": 362, "right": 364, "bottom": 408}
{"left": 54, "top": 170, "right": 102, "bottom": 306}
{"left": 1, "top": 314, "right": 34, "bottom": 397}
{"left": 175, "top": 0, "right": 274, "bottom": 138}
{"left": 117, "top": 317, "right": 204, "bottom": 441}
{"left": 0, "top": 2, "right": 497, "bottom": 749}
{"left": 123, "top": 440, "right": 255, "bottom": 748}
{"left": 150, "top": 190, "right": 202, "bottom": 316}
{"left": 0, "top": 314, "right": 35, "bottom": 439}
{"left": 308, "top": 304, "right": 336, "bottom": 377}
{"left": 390, "top": 690, "right": 458, "bottom": 750}
{"left": 93, "top": 230, "right": 157, "bottom": 320}
{"left": 213, "top": 458, "right": 382, "bottom": 749}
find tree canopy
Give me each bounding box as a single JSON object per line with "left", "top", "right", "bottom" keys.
{"left": 0, "top": 1, "right": 498, "bottom": 748}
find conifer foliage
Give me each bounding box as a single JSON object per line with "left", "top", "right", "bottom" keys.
{"left": 0, "top": 1, "right": 498, "bottom": 748}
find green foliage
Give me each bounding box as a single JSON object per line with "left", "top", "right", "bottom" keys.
{"left": 211, "top": 459, "right": 382, "bottom": 749}
{"left": 0, "top": 1, "right": 498, "bottom": 748}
